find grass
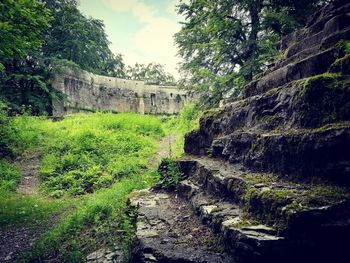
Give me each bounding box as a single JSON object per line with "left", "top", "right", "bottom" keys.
{"left": 0, "top": 160, "right": 21, "bottom": 191}
{"left": 0, "top": 107, "right": 199, "bottom": 262}
{"left": 0, "top": 192, "right": 69, "bottom": 228}
{"left": 21, "top": 171, "right": 160, "bottom": 262}
{"left": 162, "top": 103, "right": 200, "bottom": 158}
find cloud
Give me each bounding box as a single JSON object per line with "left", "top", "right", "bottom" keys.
{"left": 132, "top": 2, "right": 157, "bottom": 22}
{"left": 103, "top": 0, "right": 182, "bottom": 78}
{"left": 102, "top": 0, "right": 136, "bottom": 12}
{"left": 129, "top": 16, "right": 181, "bottom": 77}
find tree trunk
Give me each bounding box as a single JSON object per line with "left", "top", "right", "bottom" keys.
{"left": 244, "top": 1, "right": 262, "bottom": 81}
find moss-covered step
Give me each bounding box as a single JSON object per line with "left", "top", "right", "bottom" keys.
{"left": 177, "top": 157, "right": 350, "bottom": 234}
{"left": 279, "top": 2, "right": 350, "bottom": 51}
{"left": 242, "top": 1, "right": 350, "bottom": 99}
{"left": 243, "top": 45, "right": 345, "bottom": 98}
{"left": 186, "top": 74, "right": 350, "bottom": 158}
{"left": 176, "top": 173, "right": 350, "bottom": 263}
{"left": 129, "top": 189, "right": 234, "bottom": 263}
{"left": 219, "top": 124, "right": 350, "bottom": 184}
{"left": 177, "top": 186, "right": 287, "bottom": 263}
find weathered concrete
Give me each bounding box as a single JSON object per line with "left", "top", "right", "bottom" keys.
{"left": 51, "top": 68, "right": 190, "bottom": 116}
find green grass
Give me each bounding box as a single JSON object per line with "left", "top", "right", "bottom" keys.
{"left": 0, "top": 192, "right": 69, "bottom": 228}
{"left": 0, "top": 160, "right": 21, "bottom": 191}
{"left": 21, "top": 171, "right": 160, "bottom": 262}
{"left": 37, "top": 113, "right": 163, "bottom": 197}
{"left": 0, "top": 108, "right": 199, "bottom": 262}
{"left": 162, "top": 103, "right": 200, "bottom": 157}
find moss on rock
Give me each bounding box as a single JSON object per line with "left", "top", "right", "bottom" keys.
{"left": 297, "top": 73, "right": 350, "bottom": 127}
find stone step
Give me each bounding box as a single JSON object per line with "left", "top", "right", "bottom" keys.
{"left": 280, "top": 2, "right": 350, "bottom": 51}
{"left": 257, "top": 45, "right": 322, "bottom": 81}
{"left": 214, "top": 125, "right": 350, "bottom": 184}
{"left": 178, "top": 157, "right": 350, "bottom": 234}
{"left": 129, "top": 190, "right": 235, "bottom": 263}
{"left": 194, "top": 73, "right": 350, "bottom": 147}
{"left": 176, "top": 175, "right": 350, "bottom": 263}
{"left": 176, "top": 186, "right": 287, "bottom": 262}
{"left": 243, "top": 45, "right": 344, "bottom": 98}
{"left": 186, "top": 123, "right": 350, "bottom": 184}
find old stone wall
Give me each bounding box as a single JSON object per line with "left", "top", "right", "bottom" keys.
{"left": 51, "top": 68, "right": 190, "bottom": 116}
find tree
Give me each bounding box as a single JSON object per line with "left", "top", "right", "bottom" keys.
{"left": 42, "top": 0, "right": 125, "bottom": 77}
{"left": 0, "top": 0, "right": 53, "bottom": 114}
{"left": 175, "top": 0, "right": 328, "bottom": 107}
{"left": 0, "top": 0, "right": 51, "bottom": 71}
{"left": 0, "top": 0, "right": 126, "bottom": 115}
{"left": 126, "top": 62, "right": 176, "bottom": 85}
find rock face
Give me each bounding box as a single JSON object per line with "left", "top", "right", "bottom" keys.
{"left": 131, "top": 1, "right": 350, "bottom": 263}
{"left": 51, "top": 68, "right": 190, "bottom": 117}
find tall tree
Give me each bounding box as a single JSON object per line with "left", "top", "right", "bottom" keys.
{"left": 0, "top": 0, "right": 53, "bottom": 114}
{"left": 0, "top": 0, "right": 126, "bottom": 114}
{"left": 43, "top": 0, "right": 125, "bottom": 77}
{"left": 175, "top": 0, "right": 328, "bottom": 107}
{"left": 0, "top": 0, "right": 51, "bottom": 71}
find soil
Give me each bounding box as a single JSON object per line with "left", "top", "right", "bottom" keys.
{"left": 0, "top": 153, "right": 55, "bottom": 262}
{"left": 16, "top": 153, "right": 41, "bottom": 195}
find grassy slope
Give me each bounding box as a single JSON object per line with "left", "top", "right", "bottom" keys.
{"left": 0, "top": 107, "right": 199, "bottom": 262}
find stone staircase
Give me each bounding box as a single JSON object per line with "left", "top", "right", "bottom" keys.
{"left": 130, "top": 1, "right": 350, "bottom": 262}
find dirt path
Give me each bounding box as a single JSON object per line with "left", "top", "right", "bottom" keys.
{"left": 157, "top": 134, "right": 177, "bottom": 159}
{"left": 0, "top": 213, "right": 65, "bottom": 262}
{"left": 16, "top": 154, "right": 41, "bottom": 195}
{"left": 0, "top": 154, "right": 45, "bottom": 262}
{"left": 149, "top": 134, "right": 177, "bottom": 170}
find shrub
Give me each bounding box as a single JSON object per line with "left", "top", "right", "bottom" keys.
{"left": 157, "top": 158, "right": 182, "bottom": 190}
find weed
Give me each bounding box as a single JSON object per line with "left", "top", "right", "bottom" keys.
{"left": 158, "top": 158, "right": 182, "bottom": 190}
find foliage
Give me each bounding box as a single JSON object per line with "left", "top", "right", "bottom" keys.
{"left": 43, "top": 0, "right": 125, "bottom": 78}
{"left": 0, "top": 160, "right": 21, "bottom": 191}
{"left": 158, "top": 158, "right": 182, "bottom": 190}
{"left": 126, "top": 62, "right": 176, "bottom": 85}
{"left": 0, "top": 53, "right": 62, "bottom": 115}
{"left": 0, "top": 112, "right": 166, "bottom": 261}
{"left": 3, "top": 113, "right": 48, "bottom": 155}
{"left": 0, "top": 101, "right": 12, "bottom": 157}
{"left": 346, "top": 41, "right": 350, "bottom": 54}
{"left": 0, "top": 0, "right": 54, "bottom": 114}
{"left": 175, "top": 0, "right": 328, "bottom": 106}
{"left": 0, "top": 0, "right": 51, "bottom": 69}
{"left": 0, "top": 192, "right": 68, "bottom": 228}
{"left": 3, "top": 113, "right": 163, "bottom": 197}
{"left": 22, "top": 171, "right": 159, "bottom": 262}
{"left": 0, "top": 0, "right": 125, "bottom": 115}
{"left": 162, "top": 103, "right": 200, "bottom": 157}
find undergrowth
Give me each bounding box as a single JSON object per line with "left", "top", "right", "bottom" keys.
{"left": 162, "top": 103, "right": 200, "bottom": 157}
{"left": 0, "top": 106, "right": 199, "bottom": 262}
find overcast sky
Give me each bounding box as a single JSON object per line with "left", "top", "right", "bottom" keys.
{"left": 78, "top": 0, "right": 184, "bottom": 79}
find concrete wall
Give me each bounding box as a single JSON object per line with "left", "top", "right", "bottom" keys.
{"left": 51, "top": 68, "right": 190, "bottom": 116}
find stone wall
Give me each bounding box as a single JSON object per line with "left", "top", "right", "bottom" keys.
{"left": 51, "top": 68, "right": 190, "bottom": 116}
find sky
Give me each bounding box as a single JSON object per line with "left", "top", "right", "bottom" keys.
{"left": 78, "top": 0, "right": 184, "bottom": 79}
